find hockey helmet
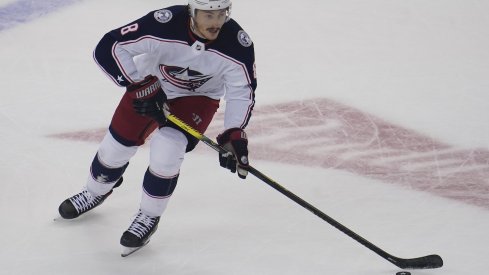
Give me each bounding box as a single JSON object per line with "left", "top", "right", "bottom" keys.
{"left": 188, "top": 0, "right": 232, "bottom": 21}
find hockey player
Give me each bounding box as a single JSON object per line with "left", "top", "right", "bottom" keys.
{"left": 58, "top": 0, "right": 256, "bottom": 256}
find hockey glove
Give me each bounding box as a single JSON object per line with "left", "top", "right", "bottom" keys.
{"left": 216, "top": 128, "right": 249, "bottom": 179}
{"left": 126, "top": 75, "right": 167, "bottom": 125}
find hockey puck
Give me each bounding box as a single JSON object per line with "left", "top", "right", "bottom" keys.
{"left": 396, "top": 272, "right": 411, "bottom": 275}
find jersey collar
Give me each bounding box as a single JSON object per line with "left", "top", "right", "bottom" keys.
{"left": 187, "top": 19, "right": 215, "bottom": 46}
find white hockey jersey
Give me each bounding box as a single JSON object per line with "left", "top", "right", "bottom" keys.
{"left": 93, "top": 5, "right": 257, "bottom": 129}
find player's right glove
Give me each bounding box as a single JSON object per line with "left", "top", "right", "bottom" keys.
{"left": 216, "top": 128, "right": 249, "bottom": 179}
{"left": 126, "top": 75, "right": 167, "bottom": 125}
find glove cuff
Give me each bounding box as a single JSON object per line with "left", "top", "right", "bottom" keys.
{"left": 217, "top": 128, "right": 247, "bottom": 145}
{"left": 127, "top": 75, "right": 162, "bottom": 100}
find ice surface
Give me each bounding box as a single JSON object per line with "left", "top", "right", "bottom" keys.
{"left": 1, "top": 0, "right": 489, "bottom": 274}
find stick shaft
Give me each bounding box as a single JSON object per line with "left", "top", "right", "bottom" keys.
{"left": 166, "top": 114, "right": 443, "bottom": 269}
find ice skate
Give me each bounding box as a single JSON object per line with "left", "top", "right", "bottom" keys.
{"left": 120, "top": 210, "right": 160, "bottom": 257}
{"left": 58, "top": 178, "right": 123, "bottom": 219}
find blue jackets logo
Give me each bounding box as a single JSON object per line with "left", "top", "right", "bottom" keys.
{"left": 237, "top": 30, "right": 252, "bottom": 47}
{"left": 159, "top": 65, "right": 212, "bottom": 91}
{"left": 154, "top": 9, "right": 173, "bottom": 23}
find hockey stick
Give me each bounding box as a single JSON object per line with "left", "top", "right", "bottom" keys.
{"left": 166, "top": 114, "right": 443, "bottom": 270}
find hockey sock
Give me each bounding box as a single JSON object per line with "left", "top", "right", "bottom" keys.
{"left": 139, "top": 167, "right": 179, "bottom": 217}
{"left": 87, "top": 153, "right": 128, "bottom": 196}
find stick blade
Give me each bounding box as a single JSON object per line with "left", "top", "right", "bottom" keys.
{"left": 393, "top": 254, "right": 443, "bottom": 269}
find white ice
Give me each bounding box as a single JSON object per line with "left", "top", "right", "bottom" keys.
{"left": 1, "top": 0, "right": 488, "bottom": 274}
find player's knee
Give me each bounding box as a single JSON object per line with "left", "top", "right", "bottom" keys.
{"left": 149, "top": 127, "right": 187, "bottom": 176}
{"left": 97, "top": 132, "right": 138, "bottom": 167}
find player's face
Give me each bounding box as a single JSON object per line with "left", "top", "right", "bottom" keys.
{"left": 192, "top": 9, "right": 228, "bottom": 40}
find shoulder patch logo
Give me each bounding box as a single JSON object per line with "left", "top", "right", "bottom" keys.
{"left": 154, "top": 9, "right": 173, "bottom": 23}
{"left": 237, "top": 30, "right": 252, "bottom": 47}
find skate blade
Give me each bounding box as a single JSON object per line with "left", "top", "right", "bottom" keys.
{"left": 53, "top": 215, "right": 69, "bottom": 222}
{"left": 121, "top": 240, "right": 150, "bottom": 257}
{"left": 53, "top": 214, "right": 77, "bottom": 222}
{"left": 121, "top": 246, "right": 142, "bottom": 257}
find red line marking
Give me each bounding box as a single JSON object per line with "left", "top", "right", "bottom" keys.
{"left": 50, "top": 128, "right": 107, "bottom": 143}
{"left": 49, "top": 98, "right": 489, "bottom": 209}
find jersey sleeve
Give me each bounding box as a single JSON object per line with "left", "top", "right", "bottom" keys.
{"left": 222, "top": 31, "right": 257, "bottom": 130}
{"left": 93, "top": 12, "right": 158, "bottom": 87}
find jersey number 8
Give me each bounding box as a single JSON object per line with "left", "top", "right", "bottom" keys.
{"left": 121, "top": 23, "right": 139, "bottom": 35}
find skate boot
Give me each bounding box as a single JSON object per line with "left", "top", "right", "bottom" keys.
{"left": 58, "top": 177, "right": 123, "bottom": 219}
{"left": 120, "top": 210, "right": 160, "bottom": 257}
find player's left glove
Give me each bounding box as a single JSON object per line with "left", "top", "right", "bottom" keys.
{"left": 126, "top": 75, "right": 167, "bottom": 125}
{"left": 216, "top": 128, "right": 249, "bottom": 179}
